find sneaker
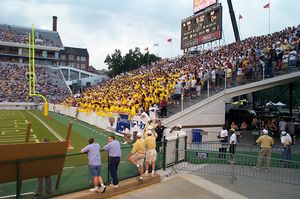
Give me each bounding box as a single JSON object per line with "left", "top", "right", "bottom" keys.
{"left": 112, "top": 184, "right": 119, "bottom": 188}
{"left": 264, "top": 169, "right": 269, "bottom": 172}
{"left": 151, "top": 171, "right": 155, "bottom": 177}
{"left": 144, "top": 171, "right": 149, "bottom": 176}
{"left": 136, "top": 164, "right": 140, "bottom": 168}
{"left": 100, "top": 185, "right": 106, "bottom": 193}
{"left": 90, "top": 187, "right": 99, "bottom": 192}
{"left": 256, "top": 167, "right": 260, "bottom": 171}
{"left": 139, "top": 177, "right": 144, "bottom": 183}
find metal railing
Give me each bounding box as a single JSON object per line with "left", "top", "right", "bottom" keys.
{"left": 166, "top": 63, "right": 300, "bottom": 117}
{"left": 0, "top": 144, "right": 166, "bottom": 199}
{"left": 1, "top": 136, "right": 299, "bottom": 198}
{"left": 174, "top": 149, "right": 300, "bottom": 185}
{"left": 188, "top": 141, "right": 300, "bottom": 162}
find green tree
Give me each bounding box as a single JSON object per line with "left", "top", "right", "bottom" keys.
{"left": 104, "top": 49, "right": 123, "bottom": 77}
{"left": 105, "top": 47, "right": 161, "bottom": 76}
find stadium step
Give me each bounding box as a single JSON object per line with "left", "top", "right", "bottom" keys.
{"left": 53, "top": 174, "right": 161, "bottom": 199}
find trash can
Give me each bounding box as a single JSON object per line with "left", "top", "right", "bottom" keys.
{"left": 192, "top": 128, "right": 203, "bottom": 143}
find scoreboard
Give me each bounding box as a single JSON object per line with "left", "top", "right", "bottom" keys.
{"left": 181, "top": 3, "right": 222, "bottom": 50}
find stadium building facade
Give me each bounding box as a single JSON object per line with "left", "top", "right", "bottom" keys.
{"left": 0, "top": 24, "right": 63, "bottom": 66}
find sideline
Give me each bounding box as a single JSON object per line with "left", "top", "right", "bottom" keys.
{"left": 27, "top": 111, "right": 64, "bottom": 141}
{"left": 0, "top": 192, "right": 35, "bottom": 199}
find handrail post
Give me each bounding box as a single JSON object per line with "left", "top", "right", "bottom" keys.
{"left": 175, "top": 137, "right": 179, "bottom": 164}
{"left": 163, "top": 136, "right": 167, "bottom": 170}
{"left": 16, "top": 161, "right": 21, "bottom": 199}
{"left": 184, "top": 136, "right": 188, "bottom": 162}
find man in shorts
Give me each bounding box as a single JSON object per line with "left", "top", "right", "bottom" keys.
{"left": 144, "top": 130, "right": 157, "bottom": 177}
{"left": 81, "top": 138, "right": 106, "bottom": 193}
{"left": 127, "top": 132, "right": 146, "bottom": 182}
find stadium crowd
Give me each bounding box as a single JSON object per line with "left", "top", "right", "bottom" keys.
{"left": 0, "top": 24, "right": 63, "bottom": 47}
{"left": 63, "top": 25, "right": 300, "bottom": 117}
{"left": 0, "top": 63, "right": 70, "bottom": 103}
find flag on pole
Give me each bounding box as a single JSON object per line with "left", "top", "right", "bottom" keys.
{"left": 263, "top": 2, "right": 270, "bottom": 9}
{"left": 167, "top": 38, "right": 172, "bottom": 42}
{"left": 239, "top": 14, "right": 243, "bottom": 19}
{"left": 154, "top": 43, "right": 159, "bottom": 47}
{"left": 144, "top": 47, "right": 148, "bottom": 51}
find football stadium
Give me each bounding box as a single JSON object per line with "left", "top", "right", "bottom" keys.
{"left": 0, "top": 0, "right": 300, "bottom": 198}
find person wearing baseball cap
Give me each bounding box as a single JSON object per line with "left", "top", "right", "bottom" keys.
{"left": 256, "top": 129, "right": 274, "bottom": 172}
{"left": 281, "top": 131, "right": 292, "bottom": 167}
{"left": 144, "top": 129, "right": 157, "bottom": 177}
{"left": 127, "top": 132, "right": 146, "bottom": 182}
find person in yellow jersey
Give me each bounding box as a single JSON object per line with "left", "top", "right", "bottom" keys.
{"left": 256, "top": 129, "right": 274, "bottom": 172}
{"left": 144, "top": 130, "right": 157, "bottom": 177}
{"left": 127, "top": 132, "right": 146, "bottom": 182}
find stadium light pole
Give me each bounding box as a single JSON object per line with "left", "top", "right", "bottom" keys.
{"left": 227, "top": 0, "right": 240, "bottom": 42}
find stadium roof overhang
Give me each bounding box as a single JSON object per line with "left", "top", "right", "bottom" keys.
{"left": 0, "top": 53, "right": 59, "bottom": 60}
{"left": 0, "top": 41, "right": 64, "bottom": 51}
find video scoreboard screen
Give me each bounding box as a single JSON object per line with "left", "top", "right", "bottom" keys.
{"left": 193, "top": 0, "right": 217, "bottom": 14}
{"left": 181, "top": 3, "right": 222, "bottom": 50}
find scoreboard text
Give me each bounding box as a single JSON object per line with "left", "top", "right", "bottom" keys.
{"left": 181, "top": 4, "right": 222, "bottom": 49}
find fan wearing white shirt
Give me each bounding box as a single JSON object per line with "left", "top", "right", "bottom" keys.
{"left": 281, "top": 131, "right": 292, "bottom": 167}
{"left": 218, "top": 126, "right": 228, "bottom": 159}
{"left": 229, "top": 129, "right": 237, "bottom": 163}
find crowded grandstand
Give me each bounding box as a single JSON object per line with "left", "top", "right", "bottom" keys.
{"left": 62, "top": 25, "right": 300, "bottom": 118}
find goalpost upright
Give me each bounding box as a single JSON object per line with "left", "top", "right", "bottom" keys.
{"left": 28, "top": 24, "right": 48, "bottom": 116}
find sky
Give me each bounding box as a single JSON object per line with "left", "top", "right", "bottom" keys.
{"left": 0, "top": 0, "right": 299, "bottom": 69}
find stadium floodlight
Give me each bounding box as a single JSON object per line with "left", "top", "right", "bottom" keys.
{"left": 28, "top": 24, "right": 48, "bottom": 117}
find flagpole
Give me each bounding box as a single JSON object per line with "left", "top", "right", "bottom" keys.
{"left": 170, "top": 42, "right": 173, "bottom": 60}
{"left": 238, "top": 17, "right": 240, "bottom": 37}
{"left": 268, "top": 5, "right": 271, "bottom": 34}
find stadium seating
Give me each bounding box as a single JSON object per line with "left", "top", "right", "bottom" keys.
{"left": 0, "top": 63, "right": 70, "bottom": 103}
{"left": 63, "top": 25, "right": 300, "bottom": 117}
{"left": 0, "top": 24, "right": 63, "bottom": 48}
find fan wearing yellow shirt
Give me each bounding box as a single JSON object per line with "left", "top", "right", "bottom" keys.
{"left": 127, "top": 132, "right": 146, "bottom": 182}
{"left": 144, "top": 130, "right": 157, "bottom": 177}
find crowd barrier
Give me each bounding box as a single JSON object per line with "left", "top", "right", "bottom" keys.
{"left": 0, "top": 102, "right": 37, "bottom": 110}
{"left": 49, "top": 104, "right": 119, "bottom": 132}
{"left": 174, "top": 149, "right": 300, "bottom": 185}
{"left": 0, "top": 136, "right": 189, "bottom": 198}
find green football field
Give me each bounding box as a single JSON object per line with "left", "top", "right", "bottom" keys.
{"left": 0, "top": 110, "right": 123, "bottom": 152}
{"left": 0, "top": 110, "right": 146, "bottom": 198}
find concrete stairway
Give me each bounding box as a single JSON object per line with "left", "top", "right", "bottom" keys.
{"left": 54, "top": 174, "right": 160, "bottom": 199}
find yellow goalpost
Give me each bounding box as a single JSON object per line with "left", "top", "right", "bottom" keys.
{"left": 28, "top": 24, "right": 48, "bottom": 116}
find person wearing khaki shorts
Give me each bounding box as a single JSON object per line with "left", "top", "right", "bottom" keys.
{"left": 256, "top": 129, "right": 274, "bottom": 172}
{"left": 128, "top": 132, "right": 146, "bottom": 182}
{"left": 144, "top": 130, "right": 157, "bottom": 176}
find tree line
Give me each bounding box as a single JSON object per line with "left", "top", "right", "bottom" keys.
{"left": 104, "top": 47, "right": 161, "bottom": 77}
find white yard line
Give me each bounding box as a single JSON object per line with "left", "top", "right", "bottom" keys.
{"left": 63, "top": 166, "right": 75, "bottom": 170}
{"left": 0, "top": 128, "right": 26, "bottom": 130}
{"left": 0, "top": 192, "right": 35, "bottom": 199}
{"left": 27, "top": 111, "right": 64, "bottom": 141}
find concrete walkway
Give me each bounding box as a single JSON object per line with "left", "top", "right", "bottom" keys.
{"left": 110, "top": 170, "right": 300, "bottom": 199}
{"left": 110, "top": 173, "right": 248, "bottom": 199}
